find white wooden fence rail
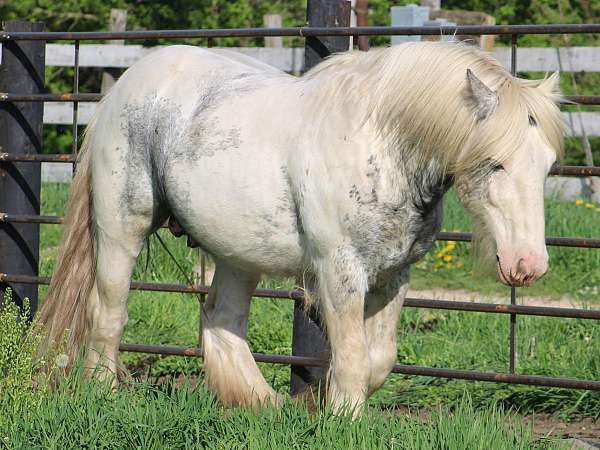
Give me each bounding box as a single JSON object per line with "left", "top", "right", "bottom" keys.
{"left": 44, "top": 44, "right": 600, "bottom": 72}
{"left": 40, "top": 44, "right": 600, "bottom": 136}
{"left": 45, "top": 44, "right": 306, "bottom": 71}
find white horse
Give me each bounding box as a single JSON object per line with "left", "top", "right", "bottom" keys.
{"left": 39, "top": 41, "right": 564, "bottom": 413}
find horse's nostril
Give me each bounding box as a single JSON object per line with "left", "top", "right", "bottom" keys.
{"left": 517, "top": 258, "right": 529, "bottom": 275}
{"left": 496, "top": 254, "right": 500, "bottom": 263}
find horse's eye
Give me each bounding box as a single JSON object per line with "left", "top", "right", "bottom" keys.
{"left": 528, "top": 114, "right": 537, "bottom": 126}
{"left": 492, "top": 163, "right": 505, "bottom": 172}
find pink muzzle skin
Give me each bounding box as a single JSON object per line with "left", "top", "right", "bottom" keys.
{"left": 496, "top": 253, "right": 548, "bottom": 287}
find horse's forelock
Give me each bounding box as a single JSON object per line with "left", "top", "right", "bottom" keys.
{"left": 464, "top": 77, "right": 564, "bottom": 173}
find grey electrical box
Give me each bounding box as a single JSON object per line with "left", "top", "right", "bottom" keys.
{"left": 390, "top": 4, "right": 430, "bottom": 45}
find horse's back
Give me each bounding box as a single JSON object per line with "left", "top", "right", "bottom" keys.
{"left": 141, "top": 45, "right": 285, "bottom": 77}
{"left": 109, "top": 45, "right": 284, "bottom": 107}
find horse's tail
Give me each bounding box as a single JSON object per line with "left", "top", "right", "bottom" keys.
{"left": 38, "top": 118, "right": 97, "bottom": 369}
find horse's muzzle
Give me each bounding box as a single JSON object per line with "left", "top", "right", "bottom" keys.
{"left": 496, "top": 254, "right": 548, "bottom": 287}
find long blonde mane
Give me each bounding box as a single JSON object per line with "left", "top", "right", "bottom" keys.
{"left": 303, "top": 41, "right": 564, "bottom": 174}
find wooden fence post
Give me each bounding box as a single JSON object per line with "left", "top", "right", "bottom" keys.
{"left": 0, "top": 21, "right": 45, "bottom": 314}
{"left": 101, "top": 9, "right": 127, "bottom": 93}
{"left": 291, "top": 0, "right": 351, "bottom": 397}
{"left": 263, "top": 14, "right": 283, "bottom": 48}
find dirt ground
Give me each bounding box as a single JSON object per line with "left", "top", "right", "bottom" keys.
{"left": 389, "top": 405, "right": 600, "bottom": 441}
{"left": 406, "top": 287, "right": 591, "bottom": 308}
{"left": 524, "top": 414, "right": 599, "bottom": 440}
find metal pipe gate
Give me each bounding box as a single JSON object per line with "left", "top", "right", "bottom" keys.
{"left": 0, "top": 17, "right": 599, "bottom": 393}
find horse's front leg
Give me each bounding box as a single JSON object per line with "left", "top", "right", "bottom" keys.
{"left": 364, "top": 269, "right": 409, "bottom": 395}
{"left": 316, "top": 246, "right": 369, "bottom": 415}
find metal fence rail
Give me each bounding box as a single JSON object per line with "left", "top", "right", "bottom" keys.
{"left": 118, "top": 343, "right": 600, "bottom": 391}
{"left": 0, "top": 22, "right": 598, "bottom": 393}
{"left": 0, "top": 213, "right": 598, "bottom": 247}
{"left": 3, "top": 272, "right": 600, "bottom": 321}
{"left": 1, "top": 151, "right": 599, "bottom": 175}
{"left": 3, "top": 92, "right": 600, "bottom": 105}
{"left": 4, "top": 23, "right": 600, "bottom": 41}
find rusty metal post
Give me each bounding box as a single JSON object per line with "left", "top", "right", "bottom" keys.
{"left": 291, "top": 0, "right": 351, "bottom": 396}
{"left": 0, "top": 21, "right": 45, "bottom": 313}
{"left": 509, "top": 34, "right": 518, "bottom": 374}
{"left": 355, "top": 0, "right": 370, "bottom": 51}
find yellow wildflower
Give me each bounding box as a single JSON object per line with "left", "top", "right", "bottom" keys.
{"left": 456, "top": 262, "right": 464, "bottom": 269}
{"left": 596, "top": 208, "right": 600, "bottom": 213}
{"left": 585, "top": 203, "right": 594, "bottom": 209}
{"left": 575, "top": 199, "right": 584, "bottom": 205}
{"left": 446, "top": 263, "right": 453, "bottom": 269}
{"left": 443, "top": 255, "right": 453, "bottom": 262}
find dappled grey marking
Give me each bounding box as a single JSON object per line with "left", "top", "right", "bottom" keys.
{"left": 346, "top": 149, "right": 452, "bottom": 287}
{"left": 181, "top": 76, "right": 262, "bottom": 161}
{"left": 118, "top": 94, "right": 185, "bottom": 224}
{"left": 116, "top": 75, "right": 260, "bottom": 218}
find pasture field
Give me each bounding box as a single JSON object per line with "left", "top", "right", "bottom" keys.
{"left": 0, "top": 295, "right": 565, "bottom": 450}
{"left": 33, "top": 184, "right": 600, "bottom": 420}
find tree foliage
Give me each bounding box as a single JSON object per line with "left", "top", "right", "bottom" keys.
{"left": 0, "top": 1, "right": 307, "bottom": 45}
{"left": 4, "top": 0, "right": 599, "bottom": 40}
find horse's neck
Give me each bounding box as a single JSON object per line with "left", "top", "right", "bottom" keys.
{"left": 297, "top": 79, "right": 454, "bottom": 210}
{"left": 384, "top": 137, "right": 453, "bottom": 214}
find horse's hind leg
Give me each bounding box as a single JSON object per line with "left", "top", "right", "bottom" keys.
{"left": 85, "top": 228, "right": 147, "bottom": 381}
{"left": 85, "top": 147, "right": 156, "bottom": 382}
{"left": 202, "top": 260, "right": 280, "bottom": 408}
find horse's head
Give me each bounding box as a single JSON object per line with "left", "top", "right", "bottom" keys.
{"left": 455, "top": 69, "right": 564, "bottom": 287}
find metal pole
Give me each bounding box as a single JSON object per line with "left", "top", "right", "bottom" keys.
{"left": 119, "top": 342, "right": 600, "bottom": 391}
{"left": 72, "top": 40, "right": 79, "bottom": 162}
{"left": 198, "top": 251, "right": 206, "bottom": 347}
{"left": 509, "top": 34, "right": 518, "bottom": 374}
{"left": 5, "top": 24, "right": 600, "bottom": 41}
{"left": 291, "top": 0, "right": 351, "bottom": 397}
{"left": 509, "top": 286, "right": 517, "bottom": 373}
{"left": 1, "top": 92, "right": 596, "bottom": 105}
{"left": 0, "top": 21, "right": 45, "bottom": 314}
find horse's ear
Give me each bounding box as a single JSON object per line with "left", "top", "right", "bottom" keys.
{"left": 465, "top": 68, "right": 498, "bottom": 121}
{"left": 538, "top": 71, "right": 560, "bottom": 96}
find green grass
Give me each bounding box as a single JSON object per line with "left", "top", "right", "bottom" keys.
{"left": 37, "top": 183, "right": 600, "bottom": 418}
{"left": 2, "top": 381, "right": 563, "bottom": 449}
{"left": 2, "top": 293, "right": 567, "bottom": 450}
{"left": 0, "top": 293, "right": 562, "bottom": 449}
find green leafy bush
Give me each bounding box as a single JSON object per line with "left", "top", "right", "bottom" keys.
{"left": 0, "top": 291, "right": 49, "bottom": 425}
